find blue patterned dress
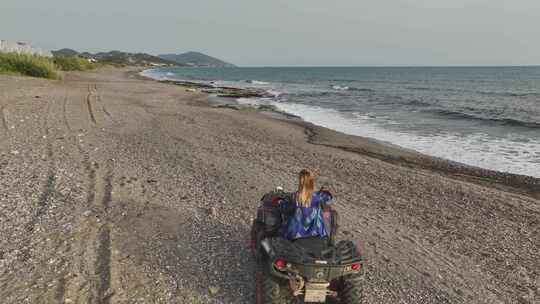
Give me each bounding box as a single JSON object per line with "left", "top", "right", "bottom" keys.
{"left": 281, "top": 191, "right": 333, "bottom": 241}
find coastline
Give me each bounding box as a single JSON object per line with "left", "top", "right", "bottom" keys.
{"left": 1, "top": 66, "right": 538, "bottom": 303}
{"left": 138, "top": 69, "right": 540, "bottom": 200}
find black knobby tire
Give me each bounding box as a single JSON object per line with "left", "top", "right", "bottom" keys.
{"left": 339, "top": 274, "right": 364, "bottom": 304}
{"left": 255, "top": 265, "right": 292, "bottom": 304}
{"left": 250, "top": 221, "right": 260, "bottom": 257}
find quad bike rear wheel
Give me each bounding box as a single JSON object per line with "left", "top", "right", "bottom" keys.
{"left": 338, "top": 274, "right": 364, "bottom": 303}
{"left": 255, "top": 265, "right": 292, "bottom": 304}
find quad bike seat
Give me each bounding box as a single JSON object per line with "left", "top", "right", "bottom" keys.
{"left": 292, "top": 237, "right": 330, "bottom": 256}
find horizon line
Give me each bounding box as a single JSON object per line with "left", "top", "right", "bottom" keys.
{"left": 231, "top": 64, "right": 540, "bottom": 68}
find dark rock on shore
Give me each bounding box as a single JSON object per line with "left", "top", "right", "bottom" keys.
{"left": 159, "top": 79, "right": 269, "bottom": 99}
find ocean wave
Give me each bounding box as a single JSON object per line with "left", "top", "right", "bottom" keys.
{"left": 456, "top": 88, "right": 539, "bottom": 98}
{"left": 332, "top": 85, "right": 350, "bottom": 91}
{"left": 426, "top": 109, "right": 540, "bottom": 128}
{"left": 402, "top": 99, "right": 433, "bottom": 107}
{"left": 266, "top": 89, "right": 283, "bottom": 98}
{"left": 139, "top": 69, "right": 170, "bottom": 81}
{"left": 328, "top": 79, "right": 359, "bottom": 83}
{"left": 270, "top": 102, "right": 540, "bottom": 178}
{"left": 349, "top": 87, "right": 375, "bottom": 92}
{"left": 407, "top": 86, "right": 432, "bottom": 91}
{"left": 406, "top": 86, "right": 540, "bottom": 98}
{"left": 331, "top": 85, "right": 374, "bottom": 92}
{"left": 246, "top": 80, "right": 270, "bottom": 85}
{"left": 484, "top": 91, "right": 540, "bottom": 98}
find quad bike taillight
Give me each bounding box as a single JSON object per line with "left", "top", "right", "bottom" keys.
{"left": 274, "top": 259, "right": 287, "bottom": 270}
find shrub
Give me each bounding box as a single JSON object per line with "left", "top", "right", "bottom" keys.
{"left": 0, "top": 52, "right": 59, "bottom": 79}
{"left": 53, "top": 56, "right": 95, "bottom": 71}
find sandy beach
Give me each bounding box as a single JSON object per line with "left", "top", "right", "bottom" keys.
{"left": 0, "top": 67, "right": 538, "bottom": 303}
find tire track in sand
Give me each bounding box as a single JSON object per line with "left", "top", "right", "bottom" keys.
{"left": 95, "top": 224, "right": 113, "bottom": 304}
{"left": 0, "top": 91, "right": 9, "bottom": 135}
{"left": 0, "top": 105, "right": 9, "bottom": 135}
{"left": 93, "top": 84, "right": 114, "bottom": 122}
{"left": 62, "top": 92, "right": 73, "bottom": 132}
{"left": 54, "top": 276, "right": 66, "bottom": 304}
{"left": 62, "top": 141, "right": 96, "bottom": 303}
{"left": 96, "top": 160, "right": 114, "bottom": 303}
{"left": 63, "top": 149, "right": 115, "bottom": 303}
{"left": 91, "top": 159, "right": 114, "bottom": 303}
{"left": 102, "top": 160, "right": 114, "bottom": 209}
{"left": 15, "top": 98, "right": 60, "bottom": 301}
{"left": 26, "top": 100, "right": 56, "bottom": 232}
{"left": 87, "top": 84, "right": 97, "bottom": 124}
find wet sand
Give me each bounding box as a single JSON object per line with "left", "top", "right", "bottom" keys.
{"left": 0, "top": 67, "right": 538, "bottom": 303}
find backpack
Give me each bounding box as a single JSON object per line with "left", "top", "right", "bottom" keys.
{"left": 256, "top": 189, "right": 292, "bottom": 236}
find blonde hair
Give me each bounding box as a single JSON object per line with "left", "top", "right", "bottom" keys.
{"left": 297, "top": 169, "right": 315, "bottom": 208}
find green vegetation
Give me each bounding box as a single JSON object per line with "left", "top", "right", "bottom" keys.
{"left": 159, "top": 52, "right": 236, "bottom": 67}
{"left": 88, "top": 51, "right": 177, "bottom": 66}
{"left": 0, "top": 52, "right": 59, "bottom": 79}
{"left": 0, "top": 53, "right": 97, "bottom": 79}
{"left": 54, "top": 48, "right": 178, "bottom": 67}
{"left": 53, "top": 56, "right": 95, "bottom": 71}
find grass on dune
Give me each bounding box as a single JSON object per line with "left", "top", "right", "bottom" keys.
{"left": 0, "top": 53, "right": 96, "bottom": 79}
{"left": 0, "top": 52, "right": 59, "bottom": 79}
{"left": 53, "top": 56, "right": 96, "bottom": 71}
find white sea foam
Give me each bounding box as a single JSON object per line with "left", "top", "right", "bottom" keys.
{"left": 271, "top": 102, "right": 540, "bottom": 178}
{"left": 332, "top": 85, "right": 349, "bottom": 91}
{"left": 139, "top": 69, "right": 160, "bottom": 79}
{"left": 266, "top": 90, "right": 282, "bottom": 98}
{"left": 236, "top": 98, "right": 260, "bottom": 106}
{"left": 140, "top": 69, "right": 171, "bottom": 81}
{"left": 247, "top": 80, "right": 270, "bottom": 85}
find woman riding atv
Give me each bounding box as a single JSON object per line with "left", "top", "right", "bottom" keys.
{"left": 280, "top": 169, "right": 334, "bottom": 243}
{"left": 251, "top": 169, "right": 364, "bottom": 303}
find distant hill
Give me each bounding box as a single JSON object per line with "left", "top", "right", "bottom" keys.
{"left": 88, "top": 51, "right": 182, "bottom": 66}
{"left": 51, "top": 48, "right": 79, "bottom": 57}
{"left": 52, "top": 49, "right": 181, "bottom": 67}
{"left": 159, "top": 52, "right": 235, "bottom": 67}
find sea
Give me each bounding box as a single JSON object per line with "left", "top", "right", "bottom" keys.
{"left": 141, "top": 66, "right": 540, "bottom": 178}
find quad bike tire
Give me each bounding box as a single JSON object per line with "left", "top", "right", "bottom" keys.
{"left": 255, "top": 265, "right": 293, "bottom": 304}
{"left": 338, "top": 274, "right": 364, "bottom": 303}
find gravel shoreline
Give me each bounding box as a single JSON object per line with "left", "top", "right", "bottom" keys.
{"left": 1, "top": 67, "right": 538, "bottom": 303}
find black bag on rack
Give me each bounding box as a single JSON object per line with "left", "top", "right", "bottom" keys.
{"left": 256, "top": 189, "right": 292, "bottom": 236}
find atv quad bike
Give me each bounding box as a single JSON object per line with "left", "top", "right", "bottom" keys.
{"left": 250, "top": 189, "right": 365, "bottom": 304}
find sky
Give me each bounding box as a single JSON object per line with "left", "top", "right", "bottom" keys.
{"left": 1, "top": 0, "right": 539, "bottom": 66}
